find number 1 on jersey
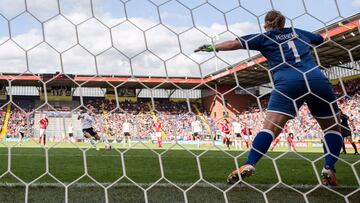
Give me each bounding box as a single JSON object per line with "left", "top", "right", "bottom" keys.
{"left": 287, "top": 40, "right": 301, "bottom": 63}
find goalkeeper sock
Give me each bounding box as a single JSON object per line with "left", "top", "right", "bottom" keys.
{"left": 323, "top": 131, "right": 343, "bottom": 170}
{"left": 245, "top": 130, "right": 274, "bottom": 166}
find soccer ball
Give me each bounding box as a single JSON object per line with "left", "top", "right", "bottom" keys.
{"left": 105, "top": 144, "right": 112, "bottom": 150}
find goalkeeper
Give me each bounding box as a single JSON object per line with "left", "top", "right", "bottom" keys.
{"left": 195, "top": 10, "right": 342, "bottom": 186}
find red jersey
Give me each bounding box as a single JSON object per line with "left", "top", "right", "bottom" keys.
{"left": 283, "top": 123, "right": 292, "bottom": 134}
{"left": 241, "top": 128, "right": 252, "bottom": 135}
{"left": 39, "top": 118, "right": 48, "bottom": 129}
{"left": 282, "top": 125, "right": 288, "bottom": 134}
{"left": 221, "top": 123, "right": 230, "bottom": 134}
{"left": 153, "top": 123, "right": 162, "bottom": 132}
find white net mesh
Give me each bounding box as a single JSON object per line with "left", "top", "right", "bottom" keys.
{"left": 0, "top": 0, "right": 359, "bottom": 202}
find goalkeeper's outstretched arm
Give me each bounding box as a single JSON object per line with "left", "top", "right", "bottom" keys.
{"left": 194, "top": 40, "right": 243, "bottom": 52}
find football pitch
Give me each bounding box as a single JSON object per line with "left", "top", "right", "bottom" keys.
{"left": 0, "top": 141, "right": 359, "bottom": 203}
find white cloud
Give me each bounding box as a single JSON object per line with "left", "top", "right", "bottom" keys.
{"left": 27, "top": 42, "right": 61, "bottom": 73}
{"left": 0, "top": 0, "right": 25, "bottom": 19}
{"left": 62, "top": 46, "right": 97, "bottom": 75}
{"left": 44, "top": 15, "right": 77, "bottom": 52}
{"left": 59, "top": 0, "right": 93, "bottom": 24}
{"left": 78, "top": 18, "right": 112, "bottom": 55}
{"left": 131, "top": 51, "right": 167, "bottom": 77}
{"left": 352, "top": 0, "right": 360, "bottom": 6}
{"left": 166, "top": 54, "right": 201, "bottom": 77}
{"left": 96, "top": 48, "right": 132, "bottom": 76}
{"left": 111, "top": 20, "right": 147, "bottom": 58}
{"left": 12, "top": 29, "right": 43, "bottom": 50}
{"left": 0, "top": 1, "right": 260, "bottom": 78}
{"left": 0, "top": 40, "right": 27, "bottom": 73}
{"left": 27, "top": 0, "right": 59, "bottom": 21}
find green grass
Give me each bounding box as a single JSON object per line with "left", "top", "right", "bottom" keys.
{"left": 0, "top": 141, "right": 359, "bottom": 203}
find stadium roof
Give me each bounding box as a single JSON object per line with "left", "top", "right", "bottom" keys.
{"left": 1, "top": 13, "right": 359, "bottom": 90}
{"left": 204, "top": 12, "right": 360, "bottom": 88}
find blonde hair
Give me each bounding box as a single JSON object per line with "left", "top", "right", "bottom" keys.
{"left": 264, "top": 10, "right": 285, "bottom": 30}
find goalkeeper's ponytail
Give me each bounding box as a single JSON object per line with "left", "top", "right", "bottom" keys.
{"left": 264, "top": 10, "right": 285, "bottom": 31}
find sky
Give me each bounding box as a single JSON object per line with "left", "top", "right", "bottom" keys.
{"left": 0, "top": 0, "right": 358, "bottom": 78}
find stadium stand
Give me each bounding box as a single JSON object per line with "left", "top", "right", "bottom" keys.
{"left": 0, "top": 77, "right": 358, "bottom": 146}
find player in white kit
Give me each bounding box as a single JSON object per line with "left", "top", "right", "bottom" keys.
{"left": 122, "top": 119, "right": 132, "bottom": 147}
{"left": 67, "top": 123, "right": 74, "bottom": 143}
{"left": 232, "top": 117, "right": 243, "bottom": 150}
{"left": 191, "top": 116, "right": 203, "bottom": 148}
{"left": 78, "top": 109, "right": 101, "bottom": 149}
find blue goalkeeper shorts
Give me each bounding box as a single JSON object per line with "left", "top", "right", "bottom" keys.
{"left": 267, "top": 79, "right": 339, "bottom": 118}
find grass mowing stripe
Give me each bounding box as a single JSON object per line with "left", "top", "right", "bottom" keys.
{"left": 0, "top": 144, "right": 359, "bottom": 202}
{"left": 0, "top": 182, "right": 359, "bottom": 189}
{"left": 0, "top": 153, "right": 353, "bottom": 160}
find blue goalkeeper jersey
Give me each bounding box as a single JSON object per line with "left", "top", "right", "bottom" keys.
{"left": 238, "top": 28, "right": 325, "bottom": 83}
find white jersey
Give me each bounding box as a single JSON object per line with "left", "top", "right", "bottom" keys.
{"left": 67, "top": 126, "right": 73, "bottom": 133}
{"left": 232, "top": 122, "right": 242, "bottom": 133}
{"left": 80, "top": 113, "right": 93, "bottom": 129}
{"left": 122, "top": 122, "right": 131, "bottom": 133}
{"left": 356, "top": 124, "right": 360, "bottom": 132}
{"left": 191, "top": 120, "right": 202, "bottom": 133}
{"left": 16, "top": 126, "right": 21, "bottom": 133}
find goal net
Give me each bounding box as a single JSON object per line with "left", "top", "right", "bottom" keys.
{"left": 0, "top": 0, "right": 359, "bottom": 202}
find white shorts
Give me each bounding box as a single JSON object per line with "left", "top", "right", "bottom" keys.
{"left": 39, "top": 128, "right": 46, "bottom": 137}
{"left": 155, "top": 132, "right": 162, "bottom": 138}
{"left": 222, "top": 133, "right": 230, "bottom": 139}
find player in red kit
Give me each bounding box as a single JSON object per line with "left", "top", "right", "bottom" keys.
{"left": 271, "top": 125, "right": 288, "bottom": 151}
{"left": 287, "top": 133, "right": 296, "bottom": 152}
{"left": 271, "top": 132, "right": 296, "bottom": 152}
{"left": 39, "top": 114, "right": 48, "bottom": 146}
{"left": 240, "top": 124, "right": 251, "bottom": 149}
{"left": 270, "top": 136, "right": 281, "bottom": 151}
{"left": 220, "top": 119, "right": 231, "bottom": 149}
{"left": 153, "top": 120, "right": 162, "bottom": 148}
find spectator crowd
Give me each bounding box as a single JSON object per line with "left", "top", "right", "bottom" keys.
{"left": 0, "top": 78, "right": 358, "bottom": 142}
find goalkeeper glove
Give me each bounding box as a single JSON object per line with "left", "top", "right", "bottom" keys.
{"left": 194, "top": 44, "right": 218, "bottom": 52}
